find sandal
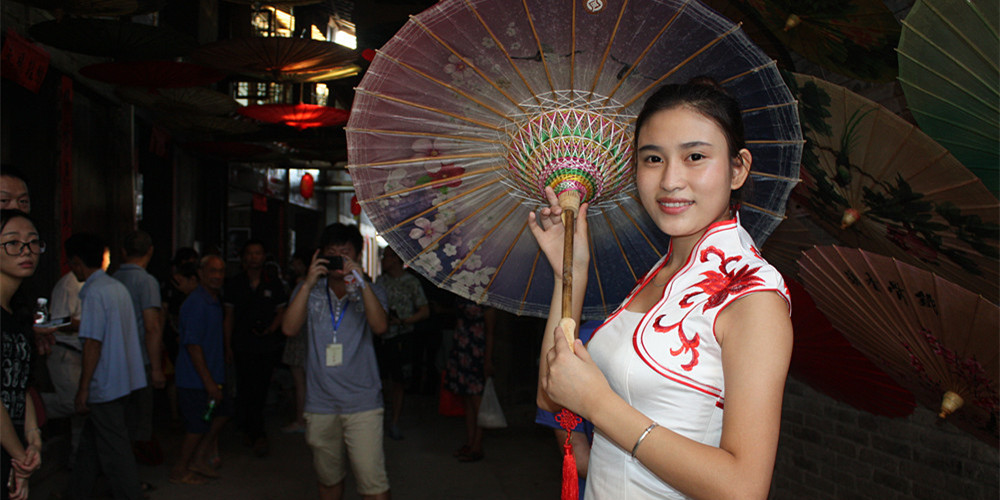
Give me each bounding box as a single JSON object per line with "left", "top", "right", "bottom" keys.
{"left": 208, "top": 454, "right": 222, "bottom": 469}
{"left": 140, "top": 481, "right": 156, "bottom": 492}
{"left": 169, "top": 471, "right": 208, "bottom": 485}
{"left": 452, "top": 445, "right": 471, "bottom": 458}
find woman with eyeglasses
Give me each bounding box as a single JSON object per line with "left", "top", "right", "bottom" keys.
{"left": 1, "top": 209, "right": 45, "bottom": 500}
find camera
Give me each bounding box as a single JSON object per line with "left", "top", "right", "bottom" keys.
{"left": 322, "top": 255, "right": 344, "bottom": 271}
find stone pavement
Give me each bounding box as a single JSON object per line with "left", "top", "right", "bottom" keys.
{"left": 31, "top": 392, "right": 563, "bottom": 500}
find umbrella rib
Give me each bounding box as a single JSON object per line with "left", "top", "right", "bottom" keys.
{"left": 419, "top": 187, "right": 516, "bottom": 270}
{"left": 617, "top": 195, "right": 666, "bottom": 255}
{"left": 379, "top": 178, "right": 501, "bottom": 233}
{"left": 444, "top": 197, "right": 521, "bottom": 281}
{"left": 570, "top": 0, "right": 576, "bottom": 91}
{"left": 896, "top": 51, "right": 999, "bottom": 113}
{"left": 617, "top": 23, "right": 744, "bottom": 111}
{"left": 588, "top": 0, "right": 630, "bottom": 95}
{"left": 477, "top": 219, "right": 532, "bottom": 306}
{"left": 913, "top": 1, "right": 999, "bottom": 74}
{"left": 746, "top": 139, "right": 805, "bottom": 146}
{"left": 350, "top": 152, "right": 501, "bottom": 169}
{"left": 362, "top": 167, "right": 504, "bottom": 202}
{"left": 750, "top": 170, "right": 801, "bottom": 182}
{"left": 520, "top": 0, "right": 555, "bottom": 93}
{"left": 742, "top": 101, "right": 798, "bottom": 114}
{"left": 354, "top": 89, "right": 504, "bottom": 132}
{"left": 904, "top": 105, "right": 997, "bottom": 143}
{"left": 462, "top": 0, "right": 540, "bottom": 105}
{"left": 344, "top": 128, "right": 504, "bottom": 146}
{"left": 603, "top": 0, "right": 688, "bottom": 105}
{"left": 519, "top": 249, "right": 544, "bottom": 317}
{"left": 895, "top": 78, "right": 998, "bottom": 133}
{"left": 408, "top": 17, "right": 529, "bottom": 112}
{"left": 600, "top": 207, "right": 639, "bottom": 283}
{"left": 741, "top": 202, "right": 786, "bottom": 219}
{"left": 373, "top": 52, "right": 519, "bottom": 120}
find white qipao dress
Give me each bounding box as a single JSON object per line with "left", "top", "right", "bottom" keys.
{"left": 584, "top": 217, "right": 790, "bottom": 500}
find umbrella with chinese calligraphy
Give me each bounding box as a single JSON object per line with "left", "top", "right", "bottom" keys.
{"left": 799, "top": 245, "right": 999, "bottom": 446}
{"left": 346, "top": 0, "right": 802, "bottom": 322}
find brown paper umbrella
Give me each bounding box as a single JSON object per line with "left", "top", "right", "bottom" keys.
{"left": 740, "top": 0, "right": 901, "bottom": 82}
{"left": 799, "top": 245, "right": 999, "bottom": 446}
{"left": 786, "top": 277, "right": 915, "bottom": 418}
{"left": 189, "top": 36, "right": 358, "bottom": 82}
{"left": 785, "top": 72, "right": 999, "bottom": 304}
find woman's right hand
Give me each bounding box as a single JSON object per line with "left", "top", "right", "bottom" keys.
{"left": 527, "top": 187, "right": 591, "bottom": 277}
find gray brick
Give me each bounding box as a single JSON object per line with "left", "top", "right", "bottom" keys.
{"left": 836, "top": 454, "right": 875, "bottom": 481}
{"left": 872, "top": 468, "right": 911, "bottom": 495}
{"left": 912, "top": 448, "right": 964, "bottom": 475}
{"left": 969, "top": 440, "right": 1000, "bottom": 467}
{"left": 857, "top": 413, "right": 880, "bottom": 431}
{"left": 789, "top": 422, "right": 823, "bottom": 444}
{"left": 859, "top": 446, "right": 900, "bottom": 473}
{"left": 836, "top": 422, "right": 871, "bottom": 445}
{"left": 825, "top": 435, "right": 860, "bottom": 459}
{"left": 870, "top": 433, "right": 913, "bottom": 461}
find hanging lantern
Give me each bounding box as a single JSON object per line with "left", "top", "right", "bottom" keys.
{"left": 350, "top": 194, "right": 361, "bottom": 216}
{"left": 300, "top": 172, "right": 315, "bottom": 199}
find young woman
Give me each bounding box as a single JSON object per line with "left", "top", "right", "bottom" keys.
{"left": 531, "top": 80, "right": 793, "bottom": 499}
{"left": 1, "top": 209, "right": 45, "bottom": 500}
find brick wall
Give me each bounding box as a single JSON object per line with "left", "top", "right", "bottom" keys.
{"left": 771, "top": 377, "right": 999, "bottom": 500}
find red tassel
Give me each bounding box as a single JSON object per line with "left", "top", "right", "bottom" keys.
{"left": 562, "top": 441, "right": 579, "bottom": 500}
{"left": 555, "top": 409, "right": 582, "bottom": 500}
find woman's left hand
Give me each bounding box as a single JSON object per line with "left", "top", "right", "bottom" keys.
{"left": 541, "top": 323, "right": 612, "bottom": 420}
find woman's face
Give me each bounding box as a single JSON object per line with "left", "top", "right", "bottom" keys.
{"left": 635, "top": 105, "right": 749, "bottom": 242}
{"left": 1, "top": 216, "right": 41, "bottom": 280}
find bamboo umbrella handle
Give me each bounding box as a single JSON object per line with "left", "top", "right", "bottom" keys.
{"left": 559, "top": 191, "right": 581, "bottom": 350}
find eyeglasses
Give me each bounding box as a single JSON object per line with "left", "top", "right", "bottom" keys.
{"left": 1, "top": 239, "right": 46, "bottom": 256}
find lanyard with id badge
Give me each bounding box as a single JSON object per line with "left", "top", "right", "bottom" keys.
{"left": 325, "top": 286, "right": 349, "bottom": 367}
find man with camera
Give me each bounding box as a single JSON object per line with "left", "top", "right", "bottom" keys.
{"left": 282, "top": 223, "right": 391, "bottom": 500}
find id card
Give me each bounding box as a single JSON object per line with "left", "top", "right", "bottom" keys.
{"left": 326, "top": 343, "right": 344, "bottom": 367}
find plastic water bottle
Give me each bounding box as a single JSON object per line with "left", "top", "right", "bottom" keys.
{"left": 33, "top": 298, "right": 49, "bottom": 325}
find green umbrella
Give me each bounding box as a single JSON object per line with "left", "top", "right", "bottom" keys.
{"left": 897, "top": 0, "right": 999, "bottom": 195}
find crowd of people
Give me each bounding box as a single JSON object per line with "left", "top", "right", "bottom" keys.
{"left": 1, "top": 77, "right": 794, "bottom": 500}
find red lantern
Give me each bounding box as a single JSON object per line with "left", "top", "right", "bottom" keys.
{"left": 300, "top": 172, "right": 315, "bottom": 199}
{"left": 350, "top": 194, "right": 361, "bottom": 216}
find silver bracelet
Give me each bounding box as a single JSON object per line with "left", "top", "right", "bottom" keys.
{"left": 630, "top": 422, "right": 658, "bottom": 458}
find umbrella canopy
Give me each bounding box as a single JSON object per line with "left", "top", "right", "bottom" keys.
{"left": 786, "top": 277, "right": 916, "bottom": 418}
{"left": 116, "top": 87, "right": 239, "bottom": 116}
{"left": 897, "top": 0, "right": 999, "bottom": 195}
{"left": 28, "top": 18, "right": 197, "bottom": 60}
{"left": 346, "top": 0, "right": 802, "bottom": 319}
{"left": 785, "top": 72, "right": 999, "bottom": 304}
{"left": 740, "top": 0, "right": 901, "bottom": 82}
{"left": 237, "top": 103, "right": 350, "bottom": 130}
{"left": 189, "top": 36, "right": 358, "bottom": 82}
{"left": 799, "top": 245, "right": 999, "bottom": 446}
{"left": 79, "top": 61, "right": 225, "bottom": 88}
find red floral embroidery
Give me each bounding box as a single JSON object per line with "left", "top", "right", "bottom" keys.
{"left": 689, "top": 246, "right": 765, "bottom": 311}
{"left": 652, "top": 313, "right": 700, "bottom": 371}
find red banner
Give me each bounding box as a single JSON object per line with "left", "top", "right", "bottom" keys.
{"left": 1, "top": 29, "right": 49, "bottom": 93}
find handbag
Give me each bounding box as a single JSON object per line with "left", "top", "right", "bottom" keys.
{"left": 476, "top": 377, "right": 507, "bottom": 429}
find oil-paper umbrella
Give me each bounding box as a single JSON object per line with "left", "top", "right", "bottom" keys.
{"left": 785, "top": 72, "right": 999, "bottom": 304}
{"left": 799, "top": 245, "right": 999, "bottom": 446}
{"left": 346, "top": 0, "right": 802, "bottom": 324}
{"left": 897, "top": 0, "right": 999, "bottom": 195}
